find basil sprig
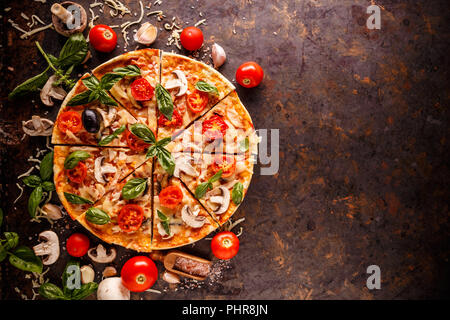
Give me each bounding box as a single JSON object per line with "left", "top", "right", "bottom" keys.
{"left": 195, "top": 170, "right": 223, "bottom": 199}
{"left": 1, "top": 231, "right": 43, "bottom": 273}
{"left": 130, "top": 123, "right": 156, "bottom": 144}
{"left": 156, "top": 84, "right": 174, "bottom": 120}
{"left": 64, "top": 192, "right": 94, "bottom": 205}
{"left": 121, "top": 178, "right": 147, "bottom": 200}
{"left": 64, "top": 151, "right": 91, "bottom": 169}
{"left": 85, "top": 207, "right": 110, "bottom": 225}
{"left": 68, "top": 65, "right": 141, "bottom": 107}
{"left": 195, "top": 80, "right": 219, "bottom": 96}
{"left": 98, "top": 125, "right": 126, "bottom": 146}
{"left": 232, "top": 182, "right": 244, "bottom": 205}
{"left": 157, "top": 210, "right": 171, "bottom": 235}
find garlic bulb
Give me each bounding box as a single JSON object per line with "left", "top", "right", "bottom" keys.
{"left": 134, "top": 22, "right": 158, "bottom": 45}
{"left": 211, "top": 43, "right": 226, "bottom": 68}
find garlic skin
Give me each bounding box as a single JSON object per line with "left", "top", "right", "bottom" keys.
{"left": 211, "top": 43, "right": 226, "bottom": 68}
{"left": 134, "top": 22, "right": 158, "bottom": 45}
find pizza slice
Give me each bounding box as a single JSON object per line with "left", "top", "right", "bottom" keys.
{"left": 152, "top": 159, "right": 218, "bottom": 249}
{"left": 167, "top": 91, "right": 259, "bottom": 155}
{"left": 54, "top": 146, "right": 148, "bottom": 219}
{"left": 52, "top": 73, "right": 137, "bottom": 147}
{"left": 92, "top": 49, "right": 160, "bottom": 132}
{"left": 172, "top": 152, "right": 254, "bottom": 226}
{"left": 76, "top": 160, "right": 153, "bottom": 252}
{"left": 157, "top": 52, "right": 235, "bottom": 140}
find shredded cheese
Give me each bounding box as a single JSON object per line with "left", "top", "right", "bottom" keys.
{"left": 120, "top": 0, "right": 144, "bottom": 47}
{"left": 194, "top": 19, "right": 206, "bottom": 27}
{"left": 21, "top": 13, "right": 30, "bottom": 20}
{"left": 13, "top": 183, "right": 24, "bottom": 204}
{"left": 9, "top": 18, "right": 53, "bottom": 39}
{"left": 104, "top": 0, "right": 131, "bottom": 17}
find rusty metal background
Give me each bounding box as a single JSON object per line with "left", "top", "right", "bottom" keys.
{"left": 0, "top": 0, "right": 449, "bottom": 300}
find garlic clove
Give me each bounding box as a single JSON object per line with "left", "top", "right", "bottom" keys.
{"left": 162, "top": 271, "right": 181, "bottom": 284}
{"left": 41, "top": 203, "right": 63, "bottom": 220}
{"left": 102, "top": 266, "right": 117, "bottom": 278}
{"left": 80, "top": 265, "right": 95, "bottom": 284}
{"left": 211, "top": 43, "right": 226, "bottom": 69}
{"left": 134, "top": 22, "right": 158, "bottom": 45}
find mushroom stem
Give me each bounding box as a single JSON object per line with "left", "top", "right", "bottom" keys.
{"left": 51, "top": 3, "right": 73, "bottom": 25}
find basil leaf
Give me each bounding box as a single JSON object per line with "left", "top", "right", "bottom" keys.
{"left": 22, "top": 175, "right": 42, "bottom": 188}
{"left": 39, "top": 283, "right": 69, "bottom": 300}
{"left": 41, "top": 181, "right": 56, "bottom": 192}
{"left": 195, "top": 80, "right": 219, "bottom": 96}
{"left": 0, "top": 245, "right": 7, "bottom": 262}
{"left": 67, "top": 90, "right": 94, "bottom": 106}
{"left": 98, "top": 125, "right": 126, "bottom": 146}
{"left": 113, "top": 65, "right": 141, "bottom": 77}
{"left": 85, "top": 207, "right": 111, "bottom": 225}
{"left": 146, "top": 145, "right": 158, "bottom": 158}
{"left": 48, "top": 54, "right": 59, "bottom": 68}
{"left": 64, "top": 192, "right": 93, "bottom": 205}
{"left": 156, "top": 137, "right": 172, "bottom": 148}
{"left": 122, "top": 178, "right": 147, "bottom": 200}
{"left": 98, "top": 90, "right": 118, "bottom": 106}
{"left": 8, "top": 67, "right": 49, "bottom": 100}
{"left": 195, "top": 182, "right": 212, "bottom": 199}
{"left": 100, "top": 73, "right": 124, "bottom": 90}
{"left": 57, "top": 33, "right": 88, "bottom": 69}
{"left": 40, "top": 151, "right": 54, "bottom": 181}
{"left": 62, "top": 260, "right": 80, "bottom": 296}
{"left": 9, "top": 246, "right": 43, "bottom": 273}
{"left": 0, "top": 208, "right": 3, "bottom": 228}
{"left": 64, "top": 151, "right": 90, "bottom": 170}
{"left": 81, "top": 76, "right": 100, "bottom": 91}
{"left": 129, "top": 123, "right": 155, "bottom": 144}
{"left": 3, "top": 232, "right": 19, "bottom": 251}
{"left": 157, "top": 210, "right": 170, "bottom": 235}
{"left": 239, "top": 137, "right": 249, "bottom": 152}
{"left": 209, "top": 169, "right": 223, "bottom": 183}
{"left": 232, "top": 182, "right": 244, "bottom": 205}
{"left": 28, "top": 186, "right": 43, "bottom": 217}
{"left": 71, "top": 282, "right": 98, "bottom": 300}
{"left": 157, "top": 147, "right": 175, "bottom": 175}
{"left": 156, "top": 84, "right": 174, "bottom": 120}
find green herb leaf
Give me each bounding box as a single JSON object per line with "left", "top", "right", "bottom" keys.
{"left": 98, "top": 90, "right": 118, "bottom": 106}
{"left": 57, "top": 33, "right": 88, "bottom": 69}
{"left": 156, "top": 84, "right": 174, "bottom": 120}
{"left": 232, "top": 182, "right": 244, "bottom": 205}
{"left": 146, "top": 145, "right": 158, "bottom": 158}
{"left": 63, "top": 151, "right": 90, "bottom": 170}
{"left": 64, "top": 192, "right": 93, "bottom": 205}
{"left": 22, "top": 175, "right": 42, "bottom": 188}
{"left": 0, "top": 245, "right": 7, "bottom": 262}
{"left": 8, "top": 67, "right": 49, "bottom": 100}
{"left": 81, "top": 76, "right": 100, "bottom": 91}
{"left": 3, "top": 232, "right": 19, "bottom": 251}
{"left": 39, "top": 283, "right": 69, "bottom": 300}
{"left": 100, "top": 73, "right": 125, "bottom": 90}
{"left": 62, "top": 261, "right": 80, "bottom": 296}
{"left": 195, "top": 80, "right": 219, "bottom": 96}
{"left": 112, "top": 65, "right": 141, "bottom": 77}
{"left": 239, "top": 137, "right": 250, "bottom": 152}
{"left": 28, "top": 186, "right": 43, "bottom": 217}
{"left": 195, "top": 182, "right": 212, "bottom": 199}
{"left": 156, "top": 137, "right": 172, "bottom": 148}
{"left": 41, "top": 181, "right": 56, "bottom": 192}
{"left": 40, "top": 151, "right": 54, "bottom": 181}
{"left": 67, "top": 90, "right": 94, "bottom": 106}
{"left": 9, "top": 246, "right": 43, "bottom": 273}
{"left": 209, "top": 169, "right": 223, "bottom": 183}
{"left": 157, "top": 147, "right": 175, "bottom": 175}
{"left": 129, "top": 123, "right": 155, "bottom": 144}
{"left": 157, "top": 210, "right": 170, "bottom": 235}
{"left": 85, "top": 207, "right": 111, "bottom": 225}
{"left": 122, "top": 178, "right": 147, "bottom": 200}
{"left": 71, "top": 282, "right": 98, "bottom": 300}
{"left": 98, "top": 125, "right": 126, "bottom": 146}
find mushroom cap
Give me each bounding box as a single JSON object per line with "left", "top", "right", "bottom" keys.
{"left": 181, "top": 205, "right": 206, "bottom": 228}
{"left": 52, "top": 2, "right": 87, "bottom": 37}
{"left": 32, "top": 230, "right": 60, "bottom": 265}
{"left": 97, "top": 277, "right": 130, "bottom": 300}
{"left": 87, "top": 244, "right": 117, "bottom": 263}
{"left": 22, "top": 116, "right": 54, "bottom": 136}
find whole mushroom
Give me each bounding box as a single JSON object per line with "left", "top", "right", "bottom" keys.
{"left": 87, "top": 244, "right": 117, "bottom": 263}
{"left": 40, "top": 75, "right": 67, "bottom": 106}
{"left": 97, "top": 277, "right": 130, "bottom": 300}
{"left": 51, "top": 2, "right": 87, "bottom": 37}
{"left": 181, "top": 205, "right": 206, "bottom": 228}
{"left": 22, "top": 116, "right": 54, "bottom": 137}
{"left": 32, "top": 231, "right": 60, "bottom": 265}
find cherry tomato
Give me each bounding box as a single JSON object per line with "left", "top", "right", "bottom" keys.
{"left": 187, "top": 90, "right": 209, "bottom": 113}
{"left": 58, "top": 111, "right": 82, "bottom": 133}
{"left": 211, "top": 231, "right": 239, "bottom": 260}
{"left": 123, "top": 129, "right": 150, "bottom": 152}
{"left": 159, "top": 186, "right": 183, "bottom": 209}
{"left": 211, "top": 155, "right": 236, "bottom": 178}
{"left": 130, "top": 78, "right": 155, "bottom": 101}
{"left": 89, "top": 24, "right": 117, "bottom": 53}
{"left": 180, "top": 26, "right": 204, "bottom": 51}
{"left": 121, "top": 256, "right": 158, "bottom": 292}
{"left": 202, "top": 115, "right": 228, "bottom": 141}
{"left": 158, "top": 109, "right": 182, "bottom": 127}
{"left": 66, "top": 233, "right": 90, "bottom": 257}
{"left": 66, "top": 161, "right": 87, "bottom": 184}
{"left": 236, "top": 62, "right": 264, "bottom": 88}
{"left": 118, "top": 204, "right": 145, "bottom": 233}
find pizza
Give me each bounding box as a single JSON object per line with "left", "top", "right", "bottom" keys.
{"left": 52, "top": 50, "right": 257, "bottom": 252}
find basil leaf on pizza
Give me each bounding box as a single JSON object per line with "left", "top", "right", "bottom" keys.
{"left": 100, "top": 73, "right": 124, "bottom": 90}
{"left": 98, "top": 125, "right": 126, "bottom": 146}
{"left": 122, "top": 178, "right": 147, "bottom": 200}
{"left": 195, "top": 170, "right": 223, "bottom": 199}
{"left": 112, "top": 65, "right": 141, "bottom": 77}
{"left": 157, "top": 210, "right": 171, "bottom": 235}
{"left": 64, "top": 151, "right": 91, "bottom": 170}
{"left": 232, "top": 182, "right": 244, "bottom": 205}
{"left": 209, "top": 169, "right": 223, "bottom": 183}
{"left": 129, "top": 123, "right": 156, "bottom": 144}
{"left": 85, "top": 207, "right": 111, "bottom": 225}
{"left": 156, "top": 84, "right": 174, "bottom": 120}
{"left": 64, "top": 192, "right": 93, "bottom": 205}
{"left": 81, "top": 76, "right": 100, "bottom": 91}
{"left": 195, "top": 81, "right": 219, "bottom": 96}
{"left": 156, "top": 147, "right": 175, "bottom": 176}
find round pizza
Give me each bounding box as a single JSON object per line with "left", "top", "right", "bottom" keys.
{"left": 52, "top": 49, "right": 259, "bottom": 251}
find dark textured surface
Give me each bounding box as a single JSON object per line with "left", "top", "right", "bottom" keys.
{"left": 1, "top": 0, "right": 449, "bottom": 300}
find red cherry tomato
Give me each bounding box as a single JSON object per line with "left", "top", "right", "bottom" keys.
{"left": 159, "top": 186, "right": 183, "bottom": 209}
{"left": 123, "top": 129, "right": 150, "bottom": 152}
{"left": 211, "top": 155, "right": 236, "bottom": 178}
{"left": 58, "top": 111, "right": 82, "bottom": 133}
{"left": 158, "top": 109, "right": 183, "bottom": 127}
{"left": 66, "top": 161, "right": 87, "bottom": 184}
{"left": 202, "top": 115, "right": 228, "bottom": 141}
{"left": 187, "top": 90, "right": 209, "bottom": 113}
{"left": 66, "top": 233, "right": 90, "bottom": 257}
{"left": 118, "top": 204, "right": 145, "bottom": 233}
{"left": 236, "top": 62, "right": 264, "bottom": 88}
{"left": 121, "top": 256, "right": 158, "bottom": 292}
{"left": 180, "top": 26, "right": 204, "bottom": 51}
{"left": 130, "top": 78, "right": 155, "bottom": 101}
{"left": 211, "top": 231, "right": 239, "bottom": 260}
{"left": 89, "top": 24, "right": 117, "bottom": 53}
